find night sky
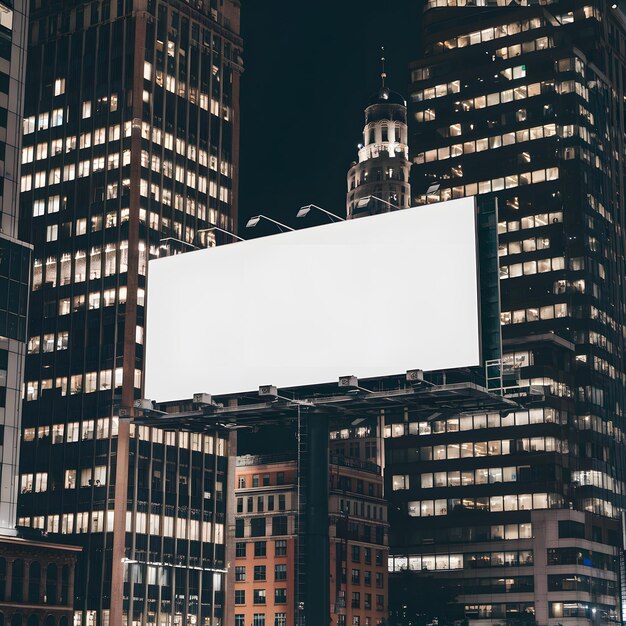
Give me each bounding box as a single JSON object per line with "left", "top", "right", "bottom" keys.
{"left": 237, "top": 1, "right": 420, "bottom": 234}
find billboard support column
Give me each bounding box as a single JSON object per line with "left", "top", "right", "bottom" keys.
{"left": 301, "top": 410, "right": 330, "bottom": 625}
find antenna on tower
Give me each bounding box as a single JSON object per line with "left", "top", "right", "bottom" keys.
{"left": 380, "top": 46, "right": 387, "bottom": 88}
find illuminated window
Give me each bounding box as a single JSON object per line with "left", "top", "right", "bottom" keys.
{"left": 22, "top": 146, "right": 33, "bottom": 164}
{"left": 51, "top": 108, "right": 64, "bottom": 127}
{"left": 54, "top": 78, "right": 65, "bottom": 96}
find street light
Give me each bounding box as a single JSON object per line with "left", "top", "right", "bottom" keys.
{"left": 356, "top": 195, "right": 401, "bottom": 212}
{"left": 245, "top": 214, "right": 294, "bottom": 232}
{"left": 197, "top": 226, "right": 245, "bottom": 243}
{"left": 158, "top": 237, "right": 199, "bottom": 255}
{"left": 296, "top": 204, "right": 345, "bottom": 222}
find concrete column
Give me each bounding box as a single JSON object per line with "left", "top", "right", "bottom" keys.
{"left": 5, "top": 557, "right": 13, "bottom": 601}
{"left": 40, "top": 560, "right": 48, "bottom": 603}
{"left": 67, "top": 563, "right": 75, "bottom": 606}
{"left": 533, "top": 512, "right": 549, "bottom": 625}
{"left": 22, "top": 559, "right": 30, "bottom": 603}
{"left": 305, "top": 411, "right": 330, "bottom": 626}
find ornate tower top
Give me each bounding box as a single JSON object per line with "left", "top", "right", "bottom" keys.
{"left": 346, "top": 55, "right": 411, "bottom": 219}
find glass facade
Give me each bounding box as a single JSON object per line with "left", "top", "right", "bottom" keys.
{"left": 16, "top": 1, "right": 242, "bottom": 625}
{"left": 387, "top": 0, "right": 626, "bottom": 623}
{"left": 0, "top": 0, "right": 31, "bottom": 534}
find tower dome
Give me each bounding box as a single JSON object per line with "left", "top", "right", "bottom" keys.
{"left": 368, "top": 86, "right": 407, "bottom": 107}
{"left": 346, "top": 50, "right": 411, "bottom": 219}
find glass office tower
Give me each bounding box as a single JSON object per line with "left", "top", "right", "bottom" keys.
{"left": 387, "top": 1, "right": 626, "bottom": 624}
{"left": 16, "top": 2, "right": 242, "bottom": 625}
{"left": 0, "top": 0, "right": 31, "bottom": 534}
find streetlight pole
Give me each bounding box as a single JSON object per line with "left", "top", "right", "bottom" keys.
{"left": 362, "top": 194, "right": 401, "bottom": 211}
{"left": 158, "top": 237, "right": 199, "bottom": 256}
{"left": 246, "top": 215, "right": 294, "bottom": 232}
{"left": 196, "top": 226, "right": 245, "bottom": 245}
{"left": 296, "top": 204, "right": 345, "bottom": 222}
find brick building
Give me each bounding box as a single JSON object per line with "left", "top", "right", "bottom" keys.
{"left": 0, "top": 533, "right": 80, "bottom": 626}
{"left": 233, "top": 453, "right": 388, "bottom": 626}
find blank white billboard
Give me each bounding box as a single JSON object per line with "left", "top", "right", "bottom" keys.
{"left": 145, "top": 197, "right": 481, "bottom": 400}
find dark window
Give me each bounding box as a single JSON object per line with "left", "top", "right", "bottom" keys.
{"left": 0, "top": 557, "right": 5, "bottom": 601}
{"left": 263, "top": 474, "right": 270, "bottom": 486}
{"left": 275, "top": 564, "right": 287, "bottom": 580}
{"left": 11, "top": 559, "right": 23, "bottom": 602}
{"left": 251, "top": 518, "right": 266, "bottom": 537}
{"left": 559, "top": 520, "right": 584, "bottom": 539}
{"left": 376, "top": 526, "right": 384, "bottom": 544}
{"left": 253, "top": 589, "right": 266, "bottom": 604}
{"left": 234, "top": 590, "right": 245, "bottom": 604}
{"left": 275, "top": 588, "right": 287, "bottom": 604}
{"left": 235, "top": 566, "right": 245, "bottom": 581}
{"left": 254, "top": 541, "right": 266, "bottom": 557}
{"left": 28, "top": 561, "right": 40, "bottom": 603}
{"left": 278, "top": 495, "right": 286, "bottom": 511}
{"left": 253, "top": 565, "right": 266, "bottom": 581}
{"left": 592, "top": 526, "right": 602, "bottom": 543}
{"left": 272, "top": 516, "right": 288, "bottom": 536}
{"left": 376, "top": 549, "right": 383, "bottom": 566}
{"left": 277, "top": 472, "right": 285, "bottom": 485}
{"left": 275, "top": 540, "right": 287, "bottom": 556}
{"left": 235, "top": 519, "right": 244, "bottom": 538}
{"left": 0, "top": 40, "right": 9, "bottom": 62}
{"left": 46, "top": 564, "right": 57, "bottom": 604}
{"left": 235, "top": 542, "right": 246, "bottom": 558}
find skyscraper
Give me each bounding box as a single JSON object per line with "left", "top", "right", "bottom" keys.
{"left": 16, "top": 2, "right": 242, "bottom": 625}
{"left": 387, "top": 1, "right": 626, "bottom": 623}
{"left": 0, "top": 0, "right": 31, "bottom": 533}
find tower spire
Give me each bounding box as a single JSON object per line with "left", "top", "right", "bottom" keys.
{"left": 380, "top": 46, "right": 386, "bottom": 88}
{"left": 346, "top": 48, "right": 411, "bottom": 218}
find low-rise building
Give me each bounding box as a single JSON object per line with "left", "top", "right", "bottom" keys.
{"left": 0, "top": 533, "right": 80, "bottom": 626}
{"left": 234, "top": 453, "right": 388, "bottom": 626}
